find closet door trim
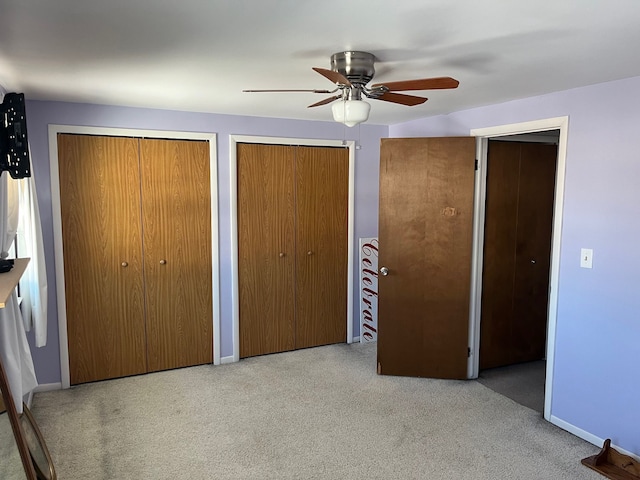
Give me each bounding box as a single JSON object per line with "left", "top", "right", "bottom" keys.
{"left": 49, "top": 125, "right": 220, "bottom": 389}
{"left": 230, "top": 135, "right": 356, "bottom": 363}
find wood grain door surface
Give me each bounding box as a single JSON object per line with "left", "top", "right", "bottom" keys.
{"left": 237, "top": 143, "right": 348, "bottom": 358}
{"left": 238, "top": 144, "right": 296, "bottom": 357}
{"left": 480, "top": 141, "right": 557, "bottom": 369}
{"left": 295, "top": 146, "right": 348, "bottom": 349}
{"left": 58, "top": 134, "right": 147, "bottom": 384}
{"left": 377, "top": 137, "right": 476, "bottom": 379}
{"left": 140, "top": 139, "right": 213, "bottom": 372}
{"left": 59, "top": 134, "right": 213, "bottom": 384}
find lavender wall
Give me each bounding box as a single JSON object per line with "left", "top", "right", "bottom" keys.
{"left": 390, "top": 76, "right": 640, "bottom": 455}
{"left": 24, "top": 100, "right": 386, "bottom": 384}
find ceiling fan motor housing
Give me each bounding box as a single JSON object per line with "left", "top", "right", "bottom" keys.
{"left": 331, "top": 51, "right": 376, "bottom": 86}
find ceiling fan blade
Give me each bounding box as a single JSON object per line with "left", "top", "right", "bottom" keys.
{"left": 312, "top": 67, "right": 352, "bottom": 87}
{"left": 243, "top": 89, "right": 334, "bottom": 93}
{"left": 374, "top": 92, "right": 428, "bottom": 106}
{"left": 308, "top": 95, "right": 341, "bottom": 108}
{"left": 371, "top": 77, "right": 459, "bottom": 91}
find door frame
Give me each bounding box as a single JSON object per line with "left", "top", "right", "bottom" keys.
{"left": 48, "top": 125, "right": 220, "bottom": 389}
{"left": 229, "top": 135, "right": 356, "bottom": 362}
{"left": 469, "top": 116, "right": 569, "bottom": 421}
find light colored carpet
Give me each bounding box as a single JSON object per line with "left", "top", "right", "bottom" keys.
{"left": 0, "top": 411, "right": 24, "bottom": 479}
{"left": 30, "top": 343, "right": 600, "bottom": 479}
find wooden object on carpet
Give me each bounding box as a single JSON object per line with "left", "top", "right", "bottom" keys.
{"left": 582, "top": 439, "right": 640, "bottom": 480}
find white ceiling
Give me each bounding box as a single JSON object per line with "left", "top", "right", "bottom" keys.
{"left": 2, "top": 0, "right": 640, "bottom": 125}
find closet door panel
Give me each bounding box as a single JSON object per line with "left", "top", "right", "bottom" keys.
{"left": 479, "top": 141, "right": 520, "bottom": 370}
{"left": 511, "top": 143, "right": 557, "bottom": 363}
{"left": 58, "top": 134, "right": 147, "bottom": 384}
{"left": 295, "top": 146, "right": 348, "bottom": 349}
{"left": 238, "top": 144, "right": 296, "bottom": 357}
{"left": 140, "top": 139, "right": 213, "bottom": 372}
{"left": 480, "top": 141, "right": 557, "bottom": 369}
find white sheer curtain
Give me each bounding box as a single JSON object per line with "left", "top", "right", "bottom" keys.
{"left": 17, "top": 163, "right": 48, "bottom": 347}
{"left": 0, "top": 171, "right": 38, "bottom": 413}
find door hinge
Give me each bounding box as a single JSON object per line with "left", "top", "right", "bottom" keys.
{"left": 474, "top": 159, "right": 479, "bottom": 170}
{"left": 467, "top": 347, "right": 471, "bottom": 358}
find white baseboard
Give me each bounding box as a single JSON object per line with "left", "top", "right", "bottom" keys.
{"left": 550, "top": 415, "right": 640, "bottom": 461}
{"left": 24, "top": 383, "right": 62, "bottom": 408}
{"left": 25, "top": 391, "right": 34, "bottom": 408}
{"left": 352, "top": 336, "right": 360, "bottom": 343}
{"left": 220, "top": 355, "right": 236, "bottom": 364}
{"left": 34, "top": 382, "right": 63, "bottom": 393}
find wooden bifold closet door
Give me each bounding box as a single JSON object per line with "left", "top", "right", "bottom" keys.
{"left": 139, "top": 139, "right": 213, "bottom": 372}
{"left": 237, "top": 143, "right": 348, "bottom": 358}
{"left": 58, "top": 134, "right": 213, "bottom": 385}
{"left": 58, "top": 135, "right": 147, "bottom": 383}
{"left": 479, "top": 140, "right": 557, "bottom": 369}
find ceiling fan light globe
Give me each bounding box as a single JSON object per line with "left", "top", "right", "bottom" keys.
{"left": 331, "top": 100, "right": 370, "bottom": 127}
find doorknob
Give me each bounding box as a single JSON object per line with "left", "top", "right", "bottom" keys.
{"left": 159, "top": 259, "right": 167, "bottom": 265}
{"left": 380, "top": 266, "right": 389, "bottom": 276}
{"left": 121, "top": 262, "right": 128, "bottom": 268}
{"left": 307, "top": 251, "right": 314, "bottom": 256}
{"left": 530, "top": 259, "right": 536, "bottom": 264}
{"left": 279, "top": 252, "right": 285, "bottom": 258}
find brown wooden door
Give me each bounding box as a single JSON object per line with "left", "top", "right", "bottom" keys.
{"left": 480, "top": 141, "right": 557, "bottom": 369}
{"left": 238, "top": 144, "right": 296, "bottom": 357}
{"left": 140, "top": 139, "right": 213, "bottom": 372}
{"left": 295, "top": 146, "right": 348, "bottom": 349}
{"left": 377, "top": 137, "right": 476, "bottom": 379}
{"left": 58, "top": 134, "right": 147, "bottom": 384}
{"left": 238, "top": 144, "right": 348, "bottom": 357}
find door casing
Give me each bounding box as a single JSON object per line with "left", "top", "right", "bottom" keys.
{"left": 229, "top": 135, "right": 356, "bottom": 363}
{"left": 49, "top": 125, "right": 220, "bottom": 389}
{"left": 469, "top": 116, "right": 569, "bottom": 422}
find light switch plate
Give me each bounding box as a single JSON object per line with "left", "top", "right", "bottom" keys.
{"left": 580, "top": 248, "right": 593, "bottom": 268}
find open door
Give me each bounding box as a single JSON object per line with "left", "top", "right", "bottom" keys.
{"left": 377, "top": 137, "right": 476, "bottom": 379}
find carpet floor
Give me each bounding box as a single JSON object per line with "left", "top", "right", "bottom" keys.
{"left": 29, "top": 343, "right": 600, "bottom": 480}
{"left": 477, "top": 360, "right": 546, "bottom": 413}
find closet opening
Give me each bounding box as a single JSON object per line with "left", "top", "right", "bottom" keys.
{"left": 476, "top": 129, "right": 560, "bottom": 414}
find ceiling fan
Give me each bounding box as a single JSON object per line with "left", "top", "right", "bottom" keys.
{"left": 243, "top": 51, "right": 459, "bottom": 126}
